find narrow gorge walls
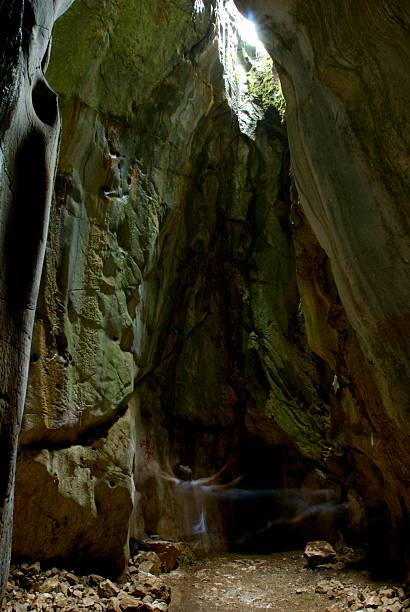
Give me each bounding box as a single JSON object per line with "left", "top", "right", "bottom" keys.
{"left": 2, "top": 0, "right": 409, "bottom": 582}
{"left": 11, "top": 0, "right": 340, "bottom": 571}
{"left": 0, "top": 0, "right": 75, "bottom": 600}
{"left": 234, "top": 0, "right": 410, "bottom": 569}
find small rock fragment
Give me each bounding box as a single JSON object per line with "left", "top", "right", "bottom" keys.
{"left": 55, "top": 594, "right": 68, "bottom": 607}
{"left": 384, "top": 602, "right": 403, "bottom": 612}
{"left": 106, "top": 598, "right": 122, "bottom": 612}
{"left": 98, "top": 578, "right": 120, "bottom": 598}
{"left": 129, "top": 583, "right": 149, "bottom": 599}
{"left": 315, "top": 579, "right": 344, "bottom": 595}
{"left": 141, "top": 539, "right": 191, "bottom": 572}
{"left": 82, "top": 596, "right": 99, "bottom": 607}
{"left": 151, "top": 601, "right": 168, "bottom": 611}
{"left": 38, "top": 576, "right": 61, "bottom": 593}
{"left": 143, "top": 594, "right": 154, "bottom": 603}
{"left": 150, "top": 584, "right": 171, "bottom": 603}
{"left": 365, "top": 593, "right": 382, "bottom": 607}
{"left": 305, "top": 541, "right": 337, "bottom": 568}
{"left": 65, "top": 571, "right": 80, "bottom": 585}
{"left": 119, "top": 595, "right": 145, "bottom": 610}
{"left": 380, "top": 588, "right": 396, "bottom": 599}
{"left": 138, "top": 557, "right": 161, "bottom": 576}
{"left": 316, "top": 581, "right": 331, "bottom": 594}
{"left": 89, "top": 573, "right": 105, "bottom": 586}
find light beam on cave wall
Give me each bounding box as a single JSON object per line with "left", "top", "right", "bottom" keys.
{"left": 215, "top": 0, "right": 277, "bottom": 136}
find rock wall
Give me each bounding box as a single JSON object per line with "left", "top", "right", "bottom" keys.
{"left": 9, "top": 0, "right": 409, "bottom": 576}
{"left": 0, "top": 0, "right": 74, "bottom": 599}
{"left": 234, "top": 0, "right": 410, "bottom": 570}
{"left": 12, "top": 0, "right": 333, "bottom": 570}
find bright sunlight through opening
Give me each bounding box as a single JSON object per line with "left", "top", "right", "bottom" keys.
{"left": 236, "top": 11, "right": 264, "bottom": 51}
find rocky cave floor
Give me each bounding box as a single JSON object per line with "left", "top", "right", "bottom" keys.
{"left": 4, "top": 541, "right": 410, "bottom": 612}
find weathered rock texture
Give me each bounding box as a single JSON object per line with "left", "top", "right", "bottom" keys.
{"left": 11, "top": 0, "right": 336, "bottom": 570}
{"left": 234, "top": 0, "right": 410, "bottom": 569}
{"left": 8, "top": 0, "right": 410, "bottom": 577}
{"left": 0, "top": 0, "right": 74, "bottom": 600}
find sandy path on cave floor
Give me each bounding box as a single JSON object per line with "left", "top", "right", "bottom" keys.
{"left": 163, "top": 551, "right": 393, "bottom": 612}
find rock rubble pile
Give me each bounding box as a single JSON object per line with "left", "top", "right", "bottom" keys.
{"left": 314, "top": 579, "right": 409, "bottom": 612}
{"left": 5, "top": 540, "right": 191, "bottom": 611}
{"left": 301, "top": 543, "right": 410, "bottom": 611}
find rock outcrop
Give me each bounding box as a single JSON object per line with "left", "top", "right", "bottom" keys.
{"left": 12, "top": 0, "right": 339, "bottom": 570}
{"left": 234, "top": 0, "right": 410, "bottom": 569}
{"left": 4, "top": 0, "right": 409, "bottom": 579}
{"left": 0, "top": 0, "right": 74, "bottom": 600}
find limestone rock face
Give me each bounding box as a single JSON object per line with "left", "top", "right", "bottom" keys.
{"left": 234, "top": 0, "right": 410, "bottom": 567}
{"left": 11, "top": 0, "right": 409, "bottom": 575}
{"left": 15, "top": 0, "right": 225, "bottom": 567}
{"left": 14, "top": 0, "right": 337, "bottom": 568}
{"left": 14, "top": 408, "right": 136, "bottom": 574}
{"left": 21, "top": 1, "right": 221, "bottom": 448}
{"left": 0, "top": 0, "right": 74, "bottom": 600}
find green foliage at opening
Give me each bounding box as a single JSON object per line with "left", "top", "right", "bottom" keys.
{"left": 247, "top": 57, "right": 286, "bottom": 119}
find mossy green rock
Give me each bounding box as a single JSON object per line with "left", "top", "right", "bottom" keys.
{"left": 14, "top": 0, "right": 378, "bottom": 571}
{"left": 235, "top": 0, "right": 410, "bottom": 569}
{"left": 14, "top": 409, "right": 136, "bottom": 573}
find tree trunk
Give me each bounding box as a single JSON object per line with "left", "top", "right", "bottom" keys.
{"left": 0, "top": 0, "right": 74, "bottom": 601}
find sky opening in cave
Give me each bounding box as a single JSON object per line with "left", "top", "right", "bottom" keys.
{"left": 212, "top": 0, "right": 283, "bottom": 136}
{"left": 235, "top": 7, "right": 265, "bottom": 51}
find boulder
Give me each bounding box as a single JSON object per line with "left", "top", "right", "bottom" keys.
{"left": 132, "top": 552, "right": 162, "bottom": 577}
{"left": 119, "top": 596, "right": 145, "bottom": 611}
{"left": 13, "top": 409, "right": 136, "bottom": 575}
{"left": 305, "top": 541, "right": 337, "bottom": 567}
{"left": 141, "top": 540, "right": 192, "bottom": 573}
